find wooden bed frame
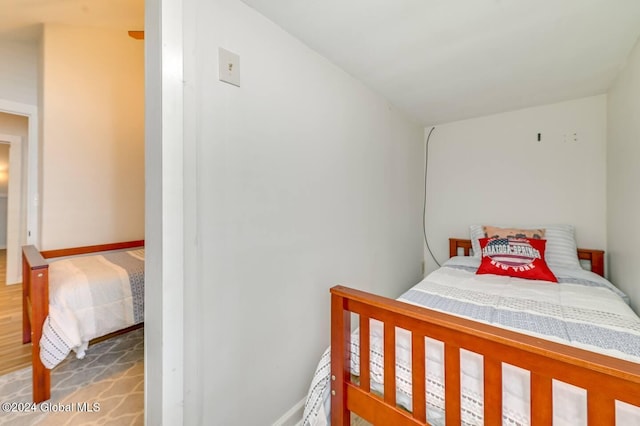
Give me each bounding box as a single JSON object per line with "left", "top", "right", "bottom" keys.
{"left": 331, "top": 238, "right": 638, "bottom": 425}
{"left": 22, "top": 240, "right": 144, "bottom": 403}
{"left": 448, "top": 237, "right": 605, "bottom": 277}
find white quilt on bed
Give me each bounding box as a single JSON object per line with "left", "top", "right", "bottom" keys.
{"left": 39, "top": 249, "right": 145, "bottom": 369}
{"left": 302, "top": 257, "right": 640, "bottom": 426}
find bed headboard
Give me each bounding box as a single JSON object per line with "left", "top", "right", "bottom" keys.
{"left": 448, "top": 238, "right": 605, "bottom": 278}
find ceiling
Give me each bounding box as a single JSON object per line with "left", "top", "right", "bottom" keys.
{"left": 240, "top": 0, "right": 640, "bottom": 125}
{"left": 2, "top": 1, "right": 639, "bottom": 125}
{"left": 0, "top": 0, "right": 144, "bottom": 41}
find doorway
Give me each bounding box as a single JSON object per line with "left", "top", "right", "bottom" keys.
{"left": 0, "top": 125, "right": 27, "bottom": 285}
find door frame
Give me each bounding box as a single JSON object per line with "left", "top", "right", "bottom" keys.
{"left": 0, "top": 134, "right": 24, "bottom": 284}
{"left": 0, "top": 100, "right": 38, "bottom": 249}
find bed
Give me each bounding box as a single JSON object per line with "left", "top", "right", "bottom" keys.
{"left": 22, "top": 240, "right": 144, "bottom": 403}
{"left": 303, "top": 230, "right": 640, "bottom": 425}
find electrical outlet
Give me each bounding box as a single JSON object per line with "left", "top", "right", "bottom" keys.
{"left": 218, "top": 48, "right": 240, "bottom": 87}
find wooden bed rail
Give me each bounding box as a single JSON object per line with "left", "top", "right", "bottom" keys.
{"left": 39, "top": 240, "right": 145, "bottom": 259}
{"left": 330, "top": 285, "right": 640, "bottom": 426}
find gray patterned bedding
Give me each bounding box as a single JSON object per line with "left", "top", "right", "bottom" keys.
{"left": 40, "top": 249, "right": 145, "bottom": 369}
{"left": 302, "top": 256, "right": 640, "bottom": 425}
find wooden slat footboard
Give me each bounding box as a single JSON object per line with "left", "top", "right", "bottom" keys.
{"left": 330, "top": 285, "right": 640, "bottom": 425}
{"left": 22, "top": 240, "right": 144, "bottom": 403}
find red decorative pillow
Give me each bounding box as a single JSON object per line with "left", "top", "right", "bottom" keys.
{"left": 476, "top": 237, "right": 558, "bottom": 282}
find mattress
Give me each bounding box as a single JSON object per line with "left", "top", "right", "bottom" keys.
{"left": 39, "top": 248, "right": 145, "bottom": 369}
{"left": 302, "top": 256, "right": 640, "bottom": 426}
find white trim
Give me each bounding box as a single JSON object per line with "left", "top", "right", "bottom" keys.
{"left": 272, "top": 398, "right": 306, "bottom": 426}
{"left": 0, "top": 133, "right": 24, "bottom": 284}
{"left": 0, "top": 99, "right": 38, "bottom": 246}
{"left": 144, "top": 0, "right": 184, "bottom": 424}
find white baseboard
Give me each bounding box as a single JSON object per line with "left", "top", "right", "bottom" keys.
{"left": 272, "top": 397, "right": 305, "bottom": 426}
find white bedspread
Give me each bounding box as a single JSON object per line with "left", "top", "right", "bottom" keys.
{"left": 302, "top": 257, "right": 640, "bottom": 426}
{"left": 39, "top": 249, "right": 145, "bottom": 369}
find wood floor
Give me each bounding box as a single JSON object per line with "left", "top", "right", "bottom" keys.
{"left": 0, "top": 249, "right": 32, "bottom": 375}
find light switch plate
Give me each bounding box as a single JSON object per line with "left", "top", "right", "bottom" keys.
{"left": 218, "top": 47, "right": 240, "bottom": 87}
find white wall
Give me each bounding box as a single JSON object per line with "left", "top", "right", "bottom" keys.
{"left": 423, "top": 95, "right": 607, "bottom": 272}
{"left": 164, "top": 0, "right": 424, "bottom": 424}
{"left": 40, "top": 24, "right": 144, "bottom": 249}
{"left": 0, "top": 112, "right": 29, "bottom": 139}
{"left": 607, "top": 38, "right": 640, "bottom": 312}
{"left": 0, "top": 40, "right": 38, "bottom": 106}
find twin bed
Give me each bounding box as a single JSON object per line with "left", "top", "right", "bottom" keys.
{"left": 20, "top": 227, "right": 640, "bottom": 425}
{"left": 304, "top": 226, "right": 640, "bottom": 425}
{"left": 22, "top": 240, "right": 144, "bottom": 403}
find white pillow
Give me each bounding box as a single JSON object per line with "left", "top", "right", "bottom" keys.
{"left": 469, "top": 224, "right": 581, "bottom": 270}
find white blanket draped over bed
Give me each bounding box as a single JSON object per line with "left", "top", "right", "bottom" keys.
{"left": 302, "top": 256, "right": 640, "bottom": 426}
{"left": 39, "top": 249, "right": 145, "bottom": 369}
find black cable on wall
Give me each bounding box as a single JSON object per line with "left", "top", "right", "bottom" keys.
{"left": 423, "top": 126, "right": 440, "bottom": 268}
